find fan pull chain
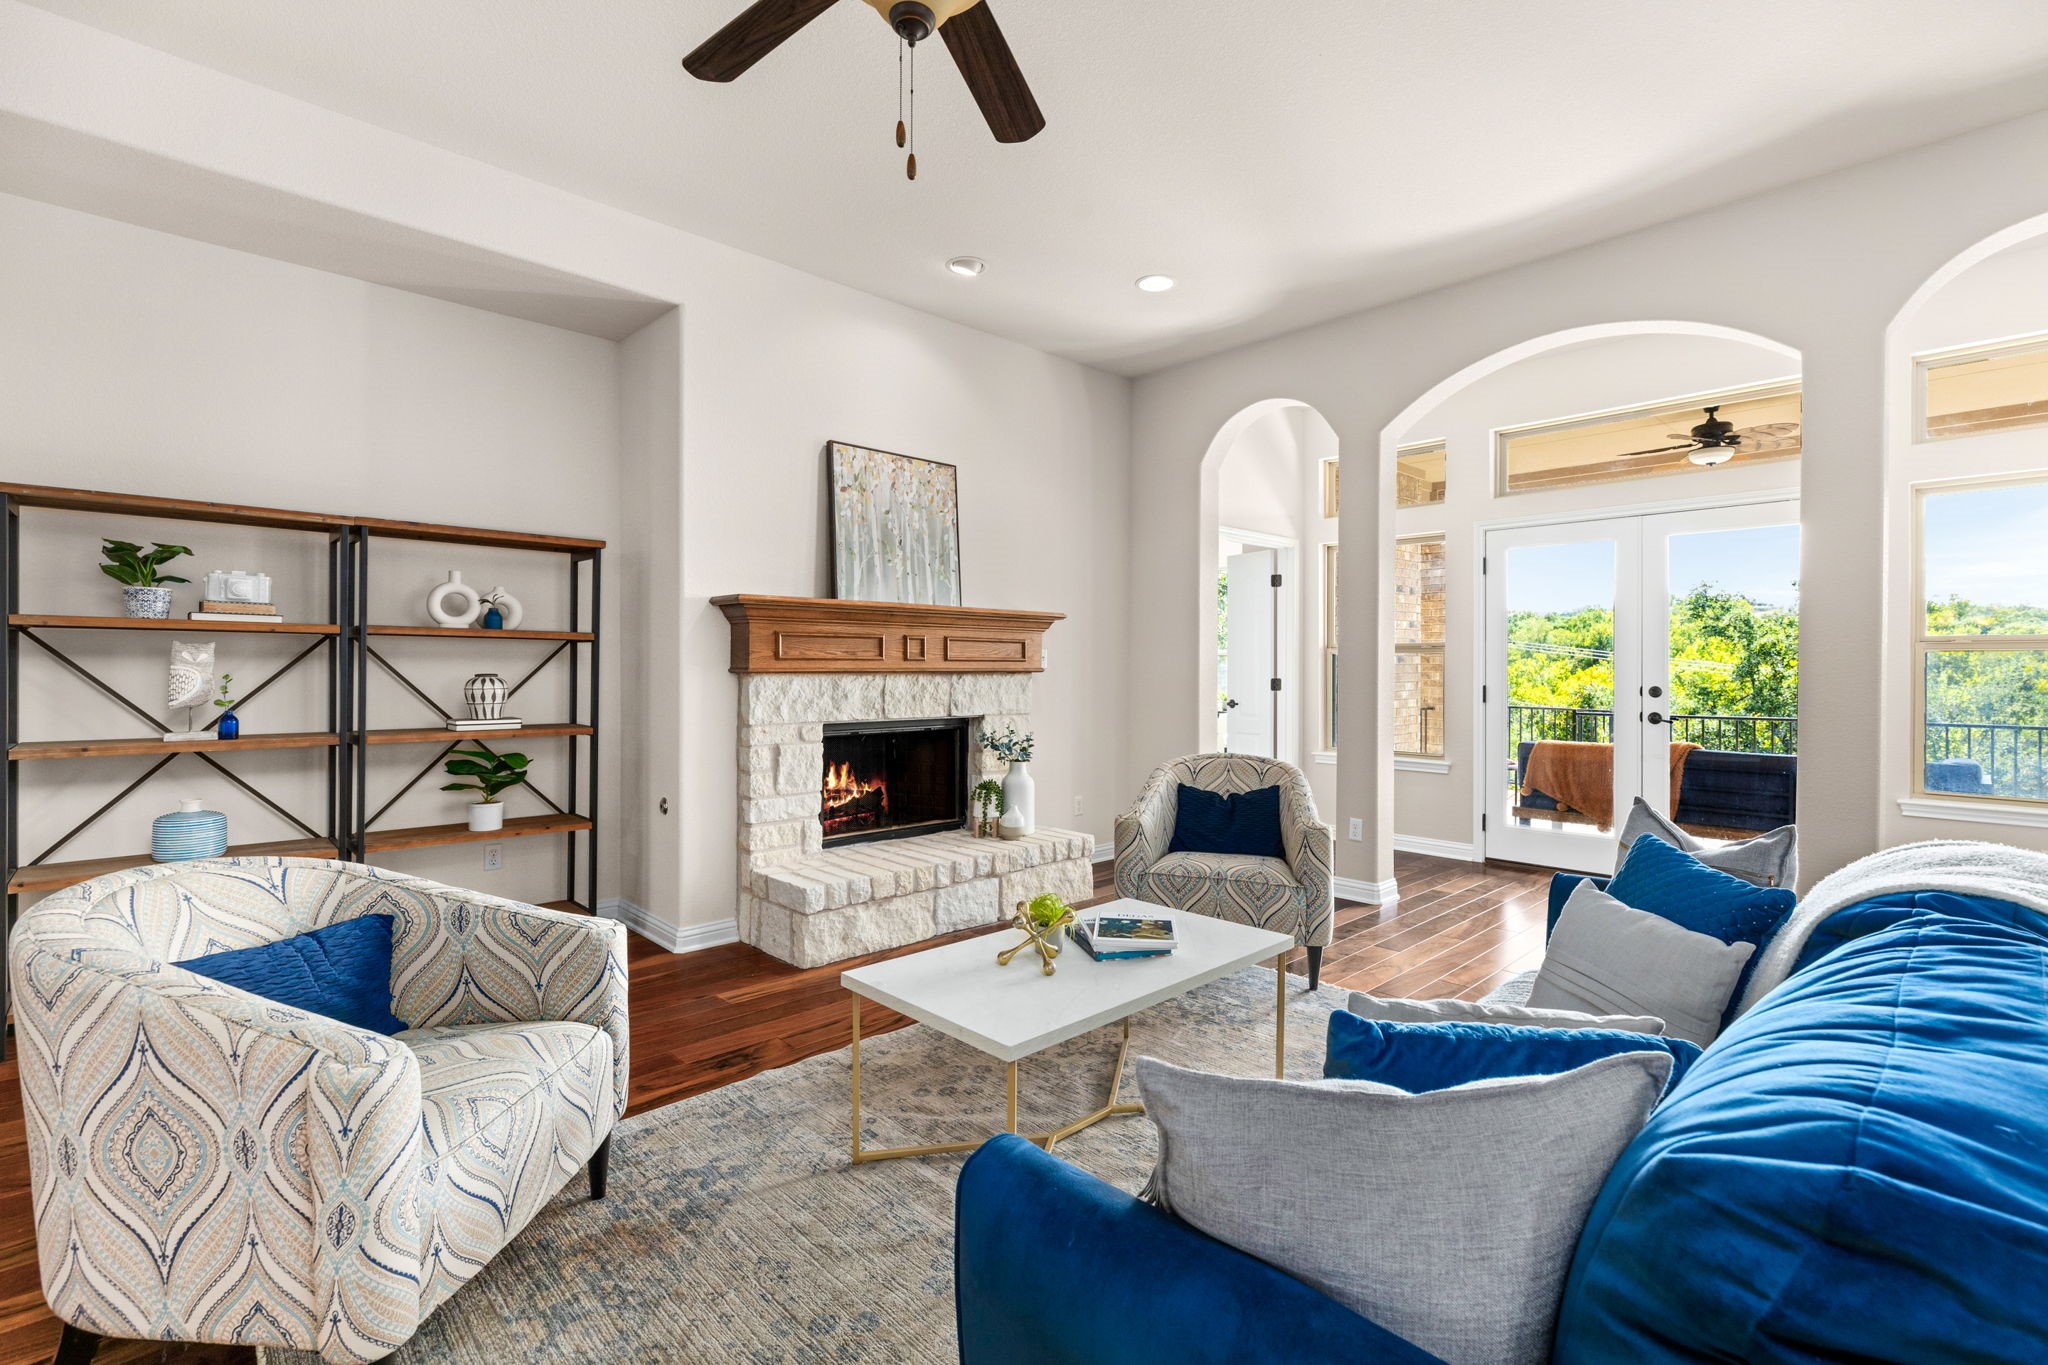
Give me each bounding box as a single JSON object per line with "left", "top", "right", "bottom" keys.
{"left": 896, "top": 39, "right": 906, "bottom": 148}
{"left": 905, "top": 40, "right": 917, "bottom": 180}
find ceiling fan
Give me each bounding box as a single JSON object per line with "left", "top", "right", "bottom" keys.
{"left": 1616, "top": 405, "right": 1803, "bottom": 468}
{"left": 682, "top": 0, "right": 1044, "bottom": 179}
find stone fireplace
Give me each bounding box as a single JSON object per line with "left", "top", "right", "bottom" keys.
{"left": 715, "top": 595, "right": 1093, "bottom": 968}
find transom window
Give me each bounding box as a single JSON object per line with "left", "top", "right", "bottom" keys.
{"left": 1497, "top": 382, "right": 1801, "bottom": 495}
{"left": 1916, "top": 476, "right": 2048, "bottom": 803}
{"left": 1919, "top": 333, "right": 2048, "bottom": 440}
{"left": 1395, "top": 441, "right": 1446, "bottom": 508}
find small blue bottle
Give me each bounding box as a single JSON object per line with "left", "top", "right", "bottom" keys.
{"left": 482, "top": 604, "right": 505, "bottom": 630}
{"left": 217, "top": 710, "right": 240, "bottom": 740}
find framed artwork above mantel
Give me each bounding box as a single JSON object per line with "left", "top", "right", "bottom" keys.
{"left": 826, "top": 441, "right": 962, "bottom": 606}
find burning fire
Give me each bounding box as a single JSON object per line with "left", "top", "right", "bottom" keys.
{"left": 822, "top": 762, "right": 886, "bottom": 817}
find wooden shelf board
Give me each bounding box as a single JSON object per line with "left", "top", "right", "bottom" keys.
{"left": 354, "top": 515, "right": 603, "bottom": 553}
{"left": 0, "top": 483, "right": 348, "bottom": 532}
{"left": 362, "top": 812, "right": 592, "bottom": 855}
{"left": 11, "top": 731, "right": 339, "bottom": 761}
{"left": 366, "top": 625, "right": 593, "bottom": 641}
{"left": 9, "top": 837, "right": 340, "bottom": 895}
{"left": 10, "top": 614, "right": 339, "bottom": 635}
{"left": 365, "top": 724, "right": 594, "bottom": 746}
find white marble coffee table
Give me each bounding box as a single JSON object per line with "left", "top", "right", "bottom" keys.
{"left": 841, "top": 899, "right": 1294, "bottom": 1163}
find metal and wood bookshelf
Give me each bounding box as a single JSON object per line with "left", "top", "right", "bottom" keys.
{"left": 2, "top": 483, "right": 603, "bottom": 1054}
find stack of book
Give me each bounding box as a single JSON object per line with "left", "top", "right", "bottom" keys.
{"left": 188, "top": 600, "right": 285, "bottom": 624}
{"left": 446, "top": 717, "right": 523, "bottom": 732}
{"left": 1069, "top": 908, "right": 1178, "bottom": 962}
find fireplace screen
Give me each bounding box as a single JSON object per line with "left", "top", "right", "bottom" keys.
{"left": 820, "top": 717, "right": 970, "bottom": 847}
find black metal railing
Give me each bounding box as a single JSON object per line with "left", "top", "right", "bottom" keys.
{"left": 1508, "top": 704, "right": 1799, "bottom": 756}
{"left": 1925, "top": 720, "right": 2048, "bottom": 800}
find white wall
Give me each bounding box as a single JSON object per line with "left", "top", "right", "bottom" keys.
{"left": 1389, "top": 332, "right": 1799, "bottom": 853}
{"left": 0, "top": 191, "right": 624, "bottom": 904}
{"left": 0, "top": 5, "right": 1134, "bottom": 943}
{"left": 1130, "top": 107, "right": 2048, "bottom": 892}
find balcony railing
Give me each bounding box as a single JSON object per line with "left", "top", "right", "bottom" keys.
{"left": 1507, "top": 704, "right": 1798, "bottom": 755}
{"left": 1925, "top": 720, "right": 2048, "bottom": 801}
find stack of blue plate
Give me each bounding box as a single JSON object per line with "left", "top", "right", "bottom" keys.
{"left": 152, "top": 799, "right": 229, "bottom": 862}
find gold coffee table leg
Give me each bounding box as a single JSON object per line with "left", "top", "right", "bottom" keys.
{"left": 1275, "top": 952, "right": 1287, "bottom": 1078}
{"left": 848, "top": 995, "right": 1145, "bottom": 1165}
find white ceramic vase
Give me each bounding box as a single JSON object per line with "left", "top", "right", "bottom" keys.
{"left": 467, "top": 801, "right": 505, "bottom": 833}
{"left": 426, "top": 570, "right": 482, "bottom": 628}
{"left": 1001, "top": 760, "right": 1035, "bottom": 835}
{"left": 464, "top": 672, "right": 509, "bottom": 720}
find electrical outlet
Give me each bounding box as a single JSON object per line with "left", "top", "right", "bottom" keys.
{"left": 482, "top": 842, "right": 503, "bottom": 872}
{"left": 1072, "top": 794, "right": 1085, "bottom": 817}
{"left": 1347, "top": 818, "right": 1363, "bottom": 841}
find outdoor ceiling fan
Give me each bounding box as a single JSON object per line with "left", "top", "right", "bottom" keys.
{"left": 1618, "top": 406, "right": 1803, "bottom": 468}
{"left": 681, "top": 0, "right": 1044, "bottom": 180}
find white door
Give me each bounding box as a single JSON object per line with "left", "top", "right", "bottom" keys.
{"left": 1225, "top": 548, "right": 1279, "bottom": 757}
{"left": 1483, "top": 502, "right": 1799, "bottom": 871}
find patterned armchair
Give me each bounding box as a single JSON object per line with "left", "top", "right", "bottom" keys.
{"left": 8, "top": 857, "right": 628, "bottom": 1364}
{"left": 1114, "top": 753, "right": 1335, "bottom": 989}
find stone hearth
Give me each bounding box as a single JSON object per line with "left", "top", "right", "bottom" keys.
{"left": 731, "top": 670, "right": 1092, "bottom": 968}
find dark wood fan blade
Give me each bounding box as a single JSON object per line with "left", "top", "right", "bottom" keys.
{"left": 1615, "top": 443, "right": 1697, "bottom": 459}
{"left": 683, "top": 0, "right": 842, "bottom": 82}
{"left": 940, "top": 2, "right": 1045, "bottom": 143}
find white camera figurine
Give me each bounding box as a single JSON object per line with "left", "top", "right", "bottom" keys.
{"left": 205, "top": 569, "right": 273, "bottom": 605}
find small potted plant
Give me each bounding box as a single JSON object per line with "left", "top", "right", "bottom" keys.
{"left": 970, "top": 779, "right": 1004, "bottom": 837}
{"left": 441, "top": 749, "right": 529, "bottom": 831}
{"left": 997, "top": 893, "right": 1077, "bottom": 976}
{"left": 100, "top": 539, "right": 192, "bottom": 619}
{"left": 213, "top": 674, "right": 240, "bottom": 740}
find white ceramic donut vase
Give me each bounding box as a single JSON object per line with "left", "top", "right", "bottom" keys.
{"left": 426, "top": 570, "right": 482, "bottom": 628}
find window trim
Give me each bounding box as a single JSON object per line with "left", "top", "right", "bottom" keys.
{"left": 1320, "top": 457, "right": 1341, "bottom": 519}
{"left": 1394, "top": 533, "right": 1446, "bottom": 760}
{"left": 1912, "top": 472, "right": 2048, "bottom": 807}
{"left": 1914, "top": 330, "right": 2048, "bottom": 443}
{"left": 1493, "top": 377, "right": 1801, "bottom": 498}
{"left": 1320, "top": 542, "right": 1339, "bottom": 751}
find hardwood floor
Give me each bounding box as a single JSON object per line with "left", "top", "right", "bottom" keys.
{"left": 0, "top": 851, "right": 1549, "bottom": 1365}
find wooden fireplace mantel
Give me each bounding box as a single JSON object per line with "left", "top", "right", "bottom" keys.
{"left": 712, "top": 595, "right": 1064, "bottom": 674}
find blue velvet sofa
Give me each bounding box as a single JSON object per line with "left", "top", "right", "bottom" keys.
{"left": 955, "top": 882, "right": 2048, "bottom": 1364}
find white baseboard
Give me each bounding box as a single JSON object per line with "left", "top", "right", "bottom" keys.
{"left": 597, "top": 898, "right": 739, "bottom": 954}
{"left": 1333, "top": 876, "right": 1400, "bottom": 904}
{"left": 1392, "top": 833, "right": 1483, "bottom": 862}
{"left": 1094, "top": 839, "right": 1113, "bottom": 862}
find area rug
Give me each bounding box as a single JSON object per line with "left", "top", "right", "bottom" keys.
{"left": 272, "top": 967, "right": 1345, "bottom": 1364}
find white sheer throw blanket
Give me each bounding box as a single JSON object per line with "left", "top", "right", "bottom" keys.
{"left": 1735, "top": 839, "right": 2048, "bottom": 1015}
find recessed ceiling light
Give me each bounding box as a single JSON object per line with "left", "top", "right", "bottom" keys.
{"left": 1136, "top": 274, "right": 1176, "bottom": 293}
{"left": 946, "top": 256, "right": 987, "bottom": 278}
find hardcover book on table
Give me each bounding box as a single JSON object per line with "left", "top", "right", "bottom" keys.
{"left": 1070, "top": 909, "right": 1178, "bottom": 960}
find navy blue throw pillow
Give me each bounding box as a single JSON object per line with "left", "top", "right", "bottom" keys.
{"left": 1168, "top": 783, "right": 1286, "bottom": 858}
{"left": 1323, "top": 1010, "right": 1701, "bottom": 1097}
{"left": 177, "top": 913, "right": 406, "bottom": 1035}
{"left": 1606, "top": 833, "right": 1797, "bottom": 1015}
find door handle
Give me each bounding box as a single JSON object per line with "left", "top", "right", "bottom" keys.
{"left": 1224, "top": 698, "right": 1240, "bottom": 711}
{"left": 1646, "top": 711, "right": 1668, "bottom": 725}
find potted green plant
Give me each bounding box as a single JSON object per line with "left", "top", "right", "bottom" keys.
{"left": 970, "top": 778, "right": 1004, "bottom": 837}
{"left": 441, "top": 749, "right": 529, "bottom": 832}
{"left": 100, "top": 539, "right": 192, "bottom": 619}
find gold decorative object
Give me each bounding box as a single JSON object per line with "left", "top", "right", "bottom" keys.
{"left": 996, "top": 901, "right": 1073, "bottom": 976}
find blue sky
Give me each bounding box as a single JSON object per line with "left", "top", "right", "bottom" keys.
{"left": 1507, "top": 524, "right": 1800, "bottom": 615}
{"left": 1924, "top": 483, "right": 2048, "bottom": 609}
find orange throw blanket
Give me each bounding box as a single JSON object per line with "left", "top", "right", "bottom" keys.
{"left": 1520, "top": 740, "right": 1699, "bottom": 830}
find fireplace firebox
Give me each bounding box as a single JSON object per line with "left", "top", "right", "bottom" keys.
{"left": 820, "top": 717, "right": 970, "bottom": 848}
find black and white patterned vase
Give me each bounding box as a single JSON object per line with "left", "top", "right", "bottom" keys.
{"left": 463, "top": 672, "right": 508, "bottom": 720}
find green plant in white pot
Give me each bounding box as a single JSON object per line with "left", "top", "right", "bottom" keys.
{"left": 101, "top": 539, "right": 192, "bottom": 619}
{"left": 441, "top": 749, "right": 529, "bottom": 832}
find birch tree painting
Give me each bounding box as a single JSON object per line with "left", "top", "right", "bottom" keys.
{"left": 829, "top": 442, "right": 962, "bottom": 605}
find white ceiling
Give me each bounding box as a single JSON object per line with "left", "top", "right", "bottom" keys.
{"left": 26, "top": 0, "right": 2048, "bottom": 375}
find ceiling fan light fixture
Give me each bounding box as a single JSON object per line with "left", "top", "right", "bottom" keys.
{"left": 1687, "top": 447, "right": 1737, "bottom": 467}
{"left": 946, "top": 256, "right": 987, "bottom": 277}
{"left": 1136, "top": 274, "right": 1176, "bottom": 293}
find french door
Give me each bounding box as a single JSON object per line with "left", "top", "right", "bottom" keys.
{"left": 1483, "top": 501, "right": 1799, "bottom": 872}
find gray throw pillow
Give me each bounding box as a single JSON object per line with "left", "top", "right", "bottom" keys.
{"left": 1527, "top": 881, "right": 1754, "bottom": 1047}
{"left": 1136, "top": 1052, "right": 1671, "bottom": 1365}
{"left": 1615, "top": 796, "right": 1797, "bottom": 888}
{"left": 1345, "top": 990, "right": 1666, "bottom": 1036}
